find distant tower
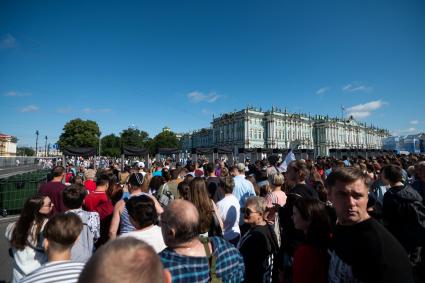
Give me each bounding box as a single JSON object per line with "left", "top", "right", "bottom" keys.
{"left": 162, "top": 127, "right": 171, "bottom": 133}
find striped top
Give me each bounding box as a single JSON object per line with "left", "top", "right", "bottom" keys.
{"left": 119, "top": 192, "right": 149, "bottom": 234}
{"left": 19, "top": 261, "right": 85, "bottom": 283}
{"left": 160, "top": 236, "right": 245, "bottom": 283}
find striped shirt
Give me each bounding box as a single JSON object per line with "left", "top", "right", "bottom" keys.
{"left": 19, "top": 261, "right": 85, "bottom": 283}
{"left": 120, "top": 192, "right": 149, "bottom": 234}
{"left": 160, "top": 236, "right": 245, "bottom": 283}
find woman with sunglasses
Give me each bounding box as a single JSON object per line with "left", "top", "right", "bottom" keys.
{"left": 5, "top": 195, "right": 53, "bottom": 282}
{"left": 109, "top": 173, "right": 163, "bottom": 239}
{"left": 238, "top": 196, "right": 279, "bottom": 283}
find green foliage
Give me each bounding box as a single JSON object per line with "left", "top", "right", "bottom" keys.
{"left": 58, "top": 119, "right": 101, "bottom": 150}
{"left": 149, "top": 130, "right": 180, "bottom": 154}
{"left": 101, "top": 134, "right": 121, "bottom": 157}
{"left": 120, "top": 127, "right": 150, "bottom": 148}
{"left": 16, "top": 146, "right": 35, "bottom": 156}
{"left": 11, "top": 136, "right": 18, "bottom": 143}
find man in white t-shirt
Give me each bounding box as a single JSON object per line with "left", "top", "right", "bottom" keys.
{"left": 217, "top": 176, "right": 241, "bottom": 245}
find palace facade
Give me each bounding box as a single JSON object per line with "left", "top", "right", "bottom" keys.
{"left": 181, "top": 107, "right": 389, "bottom": 156}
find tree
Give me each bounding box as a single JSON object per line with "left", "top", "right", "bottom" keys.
{"left": 101, "top": 134, "right": 121, "bottom": 157}
{"left": 149, "top": 130, "right": 180, "bottom": 154}
{"left": 120, "top": 127, "right": 150, "bottom": 148}
{"left": 58, "top": 119, "right": 101, "bottom": 150}
{"left": 11, "top": 136, "right": 18, "bottom": 143}
{"left": 17, "top": 146, "right": 35, "bottom": 156}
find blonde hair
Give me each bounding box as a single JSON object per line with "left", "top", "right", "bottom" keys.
{"left": 269, "top": 173, "right": 284, "bottom": 186}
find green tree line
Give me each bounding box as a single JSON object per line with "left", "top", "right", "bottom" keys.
{"left": 57, "top": 119, "right": 180, "bottom": 157}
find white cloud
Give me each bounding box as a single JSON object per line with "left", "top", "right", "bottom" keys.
{"left": 342, "top": 82, "right": 373, "bottom": 92}
{"left": 346, "top": 99, "right": 385, "bottom": 119}
{"left": 392, "top": 127, "right": 420, "bottom": 136}
{"left": 4, "top": 91, "right": 31, "bottom": 97}
{"left": 0, "top": 34, "right": 17, "bottom": 49}
{"left": 20, "top": 105, "right": 39, "bottom": 112}
{"left": 187, "top": 91, "right": 220, "bottom": 103}
{"left": 410, "top": 120, "right": 419, "bottom": 125}
{"left": 316, "top": 86, "right": 331, "bottom": 95}
{"left": 82, "top": 108, "right": 111, "bottom": 113}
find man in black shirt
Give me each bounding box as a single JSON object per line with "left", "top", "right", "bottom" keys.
{"left": 326, "top": 167, "right": 414, "bottom": 283}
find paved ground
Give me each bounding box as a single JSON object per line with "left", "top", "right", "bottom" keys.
{"left": 0, "top": 216, "right": 18, "bottom": 283}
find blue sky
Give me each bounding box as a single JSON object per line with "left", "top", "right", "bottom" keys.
{"left": 1, "top": 0, "right": 424, "bottom": 147}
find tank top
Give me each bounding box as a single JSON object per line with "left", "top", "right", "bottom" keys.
{"left": 119, "top": 192, "right": 149, "bottom": 234}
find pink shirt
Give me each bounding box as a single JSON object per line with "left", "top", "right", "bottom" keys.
{"left": 265, "top": 191, "right": 287, "bottom": 207}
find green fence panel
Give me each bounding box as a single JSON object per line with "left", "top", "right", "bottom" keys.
{"left": 0, "top": 170, "right": 49, "bottom": 216}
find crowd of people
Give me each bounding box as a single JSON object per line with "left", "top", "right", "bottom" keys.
{"left": 5, "top": 152, "right": 425, "bottom": 283}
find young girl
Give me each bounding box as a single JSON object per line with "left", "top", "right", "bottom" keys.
{"left": 5, "top": 195, "right": 53, "bottom": 282}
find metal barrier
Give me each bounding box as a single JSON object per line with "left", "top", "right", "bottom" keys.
{"left": 0, "top": 169, "right": 50, "bottom": 217}
{"left": 0, "top": 156, "right": 39, "bottom": 168}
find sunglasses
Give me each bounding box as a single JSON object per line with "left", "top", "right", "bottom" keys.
{"left": 243, "top": 207, "right": 260, "bottom": 217}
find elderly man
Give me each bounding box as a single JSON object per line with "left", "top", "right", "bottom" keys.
{"left": 326, "top": 167, "right": 414, "bottom": 283}
{"left": 159, "top": 200, "right": 245, "bottom": 282}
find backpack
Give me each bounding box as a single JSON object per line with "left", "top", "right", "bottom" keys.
{"left": 388, "top": 189, "right": 425, "bottom": 247}
{"left": 67, "top": 211, "right": 95, "bottom": 262}
{"left": 199, "top": 236, "right": 222, "bottom": 283}
{"left": 157, "top": 183, "right": 175, "bottom": 208}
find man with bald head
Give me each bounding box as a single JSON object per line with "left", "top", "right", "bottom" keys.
{"left": 159, "top": 200, "right": 245, "bottom": 282}
{"left": 78, "top": 237, "right": 170, "bottom": 283}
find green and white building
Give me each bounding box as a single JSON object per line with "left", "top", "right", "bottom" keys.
{"left": 181, "top": 107, "right": 389, "bottom": 156}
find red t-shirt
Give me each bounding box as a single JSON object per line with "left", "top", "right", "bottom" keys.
{"left": 84, "top": 191, "right": 108, "bottom": 211}
{"left": 84, "top": 180, "right": 96, "bottom": 192}
{"left": 84, "top": 191, "right": 113, "bottom": 220}
{"left": 38, "top": 181, "right": 67, "bottom": 216}
{"left": 293, "top": 244, "right": 329, "bottom": 283}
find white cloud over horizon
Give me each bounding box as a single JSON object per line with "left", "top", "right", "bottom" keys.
{"left": 20, "top": 105, "right": 39, "bottom": 112}
{"left": 391, "top": 127, "right": 423, "bottom": 136}
{"left": 342, "top": 82, "right": 373, "bottom": 93}
{"left": 316, "top": 86, "right": 331, "bottom": 95}
{"left": 187, "top": 91, "right": 220, "bottom": 103}
{"left": 346, "top": 99, "right": 385, "bottom": 119}
{"left": 4, "top": 91, "right": 32, "bottom": 97}
{"left": 0, "top": 34, "right": 17, "bottom": 49}
{"left": 410, "top": 120, "right": 419, "bottom": 125}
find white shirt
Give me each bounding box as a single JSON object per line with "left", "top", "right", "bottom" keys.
{"left": 6, "top": 221, "right": 48, "bottom": 283}
{"left": 119, "top": 225, "right": 167, "bottom": 253}
{"left": 217, "top": 194, "right": 241, "bottom": 241}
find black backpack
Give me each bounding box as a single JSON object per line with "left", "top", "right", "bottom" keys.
{"left": 388, "top": 189, "right": 425, "bottom": 247}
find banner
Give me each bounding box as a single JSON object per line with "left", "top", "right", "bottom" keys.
{"left": 62, "top": 147, "right": 97, "bottom": 157}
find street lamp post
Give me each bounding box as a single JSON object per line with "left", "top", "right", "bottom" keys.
{"left": 35, "top": 130, "right": 39, "bottom": 157}
{"left": 44, "top": 136, "right": 48, "bottom": 157}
